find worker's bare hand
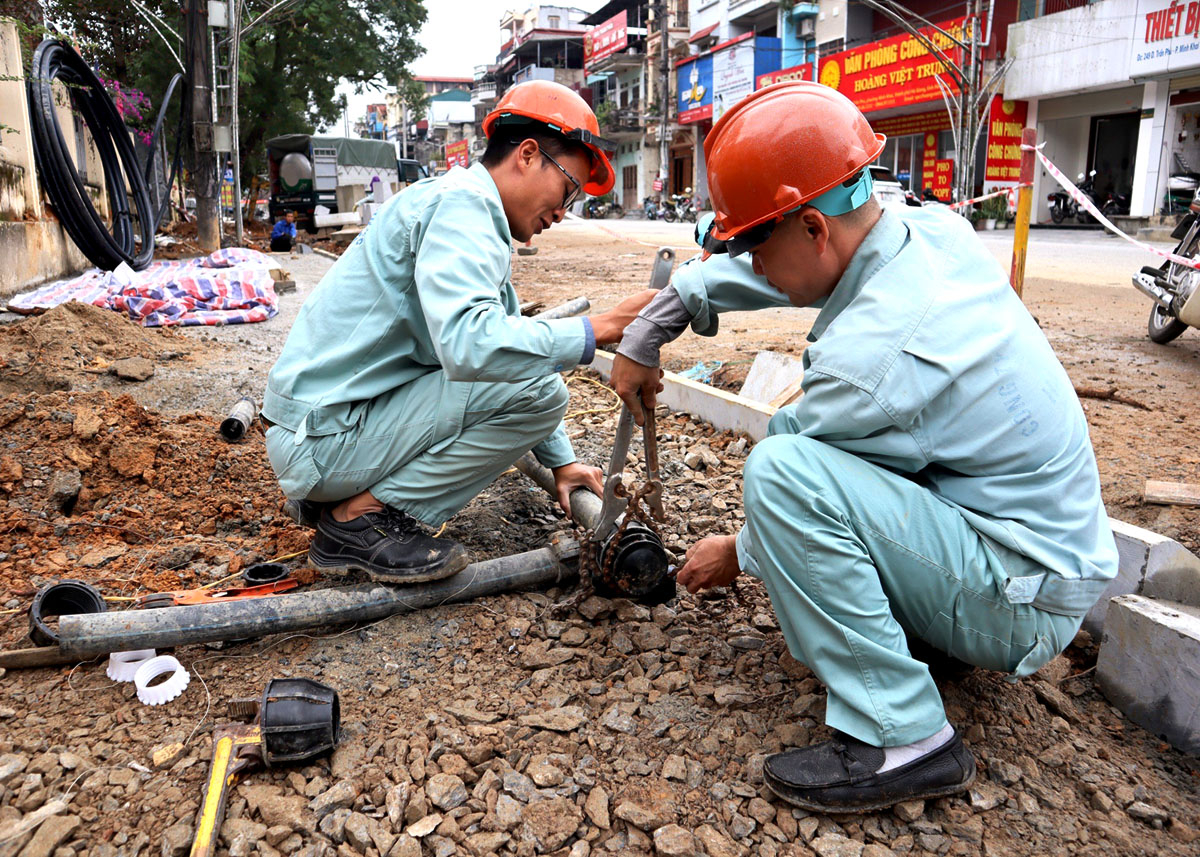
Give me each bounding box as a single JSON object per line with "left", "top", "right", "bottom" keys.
{"left": 676, "top": 535, "right": 742, "bottom": 594}
{"left": 611, "top": 352, "right": 664, "bottom": 425}
{"left": 588, "top": 289, "right": 659, "bottom": 346}
{"left": 551, "top": 461, "right": 604, "bottom": 518}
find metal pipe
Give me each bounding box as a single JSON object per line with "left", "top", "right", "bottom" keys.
{"left": 56, "top": 536, "right": 578, "bottom": 660}
{"left": 1132, "top": 273, "right": 1174, "bottom": 309}
{"left": 514, "top": 453, "right": 601, "bottom": 527}
{"left": 533, "top": 297, "right": 590, "bottom": 320}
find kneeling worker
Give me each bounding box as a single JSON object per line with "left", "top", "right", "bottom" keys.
{"left": 612, "top": 82, "right": 1118, "bottom": 813}
{"left": 264, "top": 80, "right": 655, "bottom": 584}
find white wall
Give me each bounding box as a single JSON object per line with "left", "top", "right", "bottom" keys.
{"left": 1006, "top": 0, "right": 1137, "bottom": 100}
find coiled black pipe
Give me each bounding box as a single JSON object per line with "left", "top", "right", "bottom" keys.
{"left": 27, "top": 39, "right": 157, "bottom": 271}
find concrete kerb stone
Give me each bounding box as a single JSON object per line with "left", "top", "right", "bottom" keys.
{"left": 590, "top": 349, "right": 774, "bottom": 441}
{"left": 1096, "top": 594, "right": 1200, "bottom": 755}
{"left": 738, "top": 350, "right": 805, "bottom": 405}
{"left": 1083, "top": 519, "right": 1200, "bottom": 637}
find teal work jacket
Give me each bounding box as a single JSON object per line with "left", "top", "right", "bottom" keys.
{"left": 263, "top": 163, "right": 590, "bottom": 468}
{"left": 621, "top": 205, "right": 1119, "bottom": 589}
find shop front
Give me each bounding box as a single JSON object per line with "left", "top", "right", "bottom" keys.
{"left": 675, "top": 33, "right": 781, "bottom": 205}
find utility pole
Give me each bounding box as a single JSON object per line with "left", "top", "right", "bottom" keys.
{"left": 187, "top": 0, "right": 219, "bottom": 251}
{"left": 656, "top": 1, "right": 670, "bottom": 195}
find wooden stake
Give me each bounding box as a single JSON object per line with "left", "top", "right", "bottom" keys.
{"left": 1144, "top": 480, "right": 1200, "bottom": 507}
{"left": 1010, "top": 127, "right": 1037, "bottom": 299}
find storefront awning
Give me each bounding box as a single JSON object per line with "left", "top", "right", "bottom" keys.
{"left": 689, "top": 23, "right": 717, "bottom": 44}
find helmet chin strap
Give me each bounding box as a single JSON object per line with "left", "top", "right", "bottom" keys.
{"left": 806, "top": 169, "right": 875, "bottom": 217}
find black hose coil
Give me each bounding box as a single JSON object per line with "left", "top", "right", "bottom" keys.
{"left": 27, "top": 39, "right": 157, "bottom": 271}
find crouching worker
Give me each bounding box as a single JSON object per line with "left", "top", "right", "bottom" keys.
{"left": 263, "top": 80, "right": 656, "bottom": 584}
{"left": 270, "top": 211, "right": 297, "bottom": 252}
{"left": 611, "top": 82, "right": 1118, "bottom": 813}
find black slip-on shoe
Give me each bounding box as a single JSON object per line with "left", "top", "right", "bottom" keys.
{"left": 283, "top": 498, "right": 329, "bottom": 530}
{"left": 308, "top": 506, "right": 470, "bottom": 584}
{"left": 764, "top": 728, "right": 976, "bottom": 814}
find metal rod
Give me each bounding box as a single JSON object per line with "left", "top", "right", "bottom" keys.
{"left": 533, "top": 297, "right": 590, "bottom": 319}
{"left": 56, "top": 536, "right": 579, "bottom": 660}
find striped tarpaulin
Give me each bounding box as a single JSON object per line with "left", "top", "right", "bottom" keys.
{"left": 8, "top": 248, "right": 281, "bottom": 327}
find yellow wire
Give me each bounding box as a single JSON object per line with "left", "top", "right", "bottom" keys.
{"left": 435, "top": 522, "right": 448, "bottom": 537}
{"left": 564, "top": 374, "right": 622, "bottom": 420}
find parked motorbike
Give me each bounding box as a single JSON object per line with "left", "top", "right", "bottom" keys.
{"left": 1101, "top": 189, "right": 1130, "bottom": 217}
{"left": 1131, "top": 187, "right": 1200, "bottom": 343}
{"left": 642, "top": 196, "right": 660, "bottom": 221}
{"left": 661, "top": 189, "right": 697, "bottom": 223}
{"left": 1048, "top": 170, "right": 1096, "bottom": 224}
{"left": 585, "top": 197, "right": 624, "bottom": 219}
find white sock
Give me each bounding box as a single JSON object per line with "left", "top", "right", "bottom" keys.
{"left": 878, "top": 723, "right": 955, "bottom": 773}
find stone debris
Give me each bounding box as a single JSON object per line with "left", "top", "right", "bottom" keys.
{"left": 0, "top": 382, "right": 1195, "bottom": 857}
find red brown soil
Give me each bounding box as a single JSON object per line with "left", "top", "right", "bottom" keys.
{"left": 0, "top": 302, "right": 208, "bottom": 397}
{"left": 0, "top": 390, "right": 311, "bottom": 627}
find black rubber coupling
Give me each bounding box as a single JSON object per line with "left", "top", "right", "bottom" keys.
{"left": 29, "top": 580, "right": 107, "bottom": 647}
{"left": 260, "top": 677, "right": 340, "bottom": 766}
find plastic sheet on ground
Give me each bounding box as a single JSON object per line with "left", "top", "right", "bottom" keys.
{"left": 6, "top": 248, "right": 281, "bottom": 326}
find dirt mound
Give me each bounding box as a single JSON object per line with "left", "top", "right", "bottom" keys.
{"left": 0, "top": 303, "right": 201, "bottom": 397}
{"left": 0, "top": 389, "right": 310, "bottom": 622}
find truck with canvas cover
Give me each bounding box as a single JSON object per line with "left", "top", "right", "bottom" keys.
{"left": 266, "top": 134, "right": 414, "bottom": 232}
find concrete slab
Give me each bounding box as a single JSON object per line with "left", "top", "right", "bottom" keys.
{"left": 739, "top": 350, "right": 805, "bottom": 405}
{"left": 1084, "top": 519, "right": 1200, "bottom": 636}
{"left": 1096, "top": 595, "right": 1200, "bottom": 755}
{"left": 591, "top": 350, "right": 774, "bottom": 441}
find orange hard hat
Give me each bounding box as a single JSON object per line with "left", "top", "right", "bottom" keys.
{"left": 483, "top": 80, "right": 615, "bottom": 196}
{"left": 705, "top": 81, "right": 886, "bottom": 241}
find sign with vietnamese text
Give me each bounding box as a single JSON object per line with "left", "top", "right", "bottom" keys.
{"left": 872, "top": 109, "right": 951, "bottom": 139}
{"left": 1131, "top": 0, "right": 1200, "bottom": 76}
{"left": 677, "top": 54, "right": 714, "bottom": 124}
{"left": 713, "top": 37, "right": 756, "bottom": 122}
{"left": 584, "top": 10, "right": 628, "bottom": 71}
{"left": 984, "top": 98, "right": 1028, "bottom": 182}
{"left": 818, "top": 17, "right": 967, "bottom": 114}
{"left": 932, "top": 158, "right": 954, "bottom": 201}
{"left": 445, "top": 139, "right": 469, "bottom": 170}
{"left": 757, "top": 62, "right": 812, "bottom": 89}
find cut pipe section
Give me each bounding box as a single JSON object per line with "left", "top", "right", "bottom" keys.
{"left": 57, "top": 535, "right": 579, "bottom": 660}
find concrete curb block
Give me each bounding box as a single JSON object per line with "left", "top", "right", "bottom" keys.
{"left": 1096, "top": 594, "right": 1200, "bottom": 755}
{"left": 1084, "top": 519, "right": 1200, "bottom": 636}
{"left": 590, "top": 350, "right": 774, "bottom": 441}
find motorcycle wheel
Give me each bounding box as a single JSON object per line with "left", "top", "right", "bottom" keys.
{"left": 1148, "top": 302, "right": 1188, "bottom": 344}
{"left": 607, "top": 205, "right": 624, "bottom": 219}
{"left": 1050, "top": 203, "right": 1065, "bottom": 224}
{"left": 684, "top": 209, "right": 697, "bottom": 223}
{"left": 663, "top": 208, "right": 677, "bottom": 223}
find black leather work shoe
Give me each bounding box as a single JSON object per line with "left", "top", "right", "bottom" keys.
{"left": 764, "top": 729, "right": 976, "bottom": 814}
{"left": 283, "top": 498, "right": 328, "bottom": 530}
{"left": 308, "top": 506, "right": 470, "bottom": 584}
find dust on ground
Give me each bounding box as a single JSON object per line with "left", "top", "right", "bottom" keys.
{"left": 0, "top": 226, "right": 1197, "bottom": 857}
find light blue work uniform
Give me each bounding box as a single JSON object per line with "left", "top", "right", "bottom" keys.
{"left": 619, "top": 205, "right": 1118, "bottom": 747}
{"left": 262, "top": 163, "right": 594, "bottom": 525}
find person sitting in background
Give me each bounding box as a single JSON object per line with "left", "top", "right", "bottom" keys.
{"left": 270, "top": 211, "right": 297, "bottom": 252}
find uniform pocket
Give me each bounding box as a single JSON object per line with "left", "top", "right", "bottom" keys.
{"left": 265, "top": 429, "right": 323, "bottom": 499}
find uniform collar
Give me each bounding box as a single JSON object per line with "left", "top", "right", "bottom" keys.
{"left": 464, "top": 162, "right": 513, "bottom": 244}
{"left": 808, "top": 208, "right": 909, "bottom": 342}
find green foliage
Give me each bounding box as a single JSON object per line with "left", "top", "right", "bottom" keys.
{"left": 38, "top": 0, "right": 427, "bottom": 183}
{"left": 981, "top": 190, "right": 1009, "bottom": 221}
{"left": 594, "top": 99, "right": 616, "bottom": 131}
{"left": 395, "top": 71, "right": 429, "bottom": 124}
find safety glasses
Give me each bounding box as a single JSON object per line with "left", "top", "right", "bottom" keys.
{"left": 538, "top": 146, "right": 582, "bottom": 210}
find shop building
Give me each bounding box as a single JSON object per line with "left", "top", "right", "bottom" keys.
{"left": 1007, "top": 0, "right": 1200, "bottom": 222}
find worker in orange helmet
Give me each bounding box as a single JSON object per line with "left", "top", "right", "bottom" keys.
{"left": 263, "top": 80, "right": 656, "bottom": 584}
{"left": 612, "top": 82, "right": 1117, "bottom": 812}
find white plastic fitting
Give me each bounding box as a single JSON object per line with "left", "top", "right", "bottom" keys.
{"left": 106, "top": 649, "right": 156, "bottom": 683}
{"left": 133, "top": 655, "right": 191, "bottom": 706}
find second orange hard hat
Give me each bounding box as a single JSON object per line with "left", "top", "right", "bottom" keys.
{"left": 484, "top": 80, "right": 616, "bottom": 196}
{"left": 705, "top": 81, "right": 886, "bottom": 241}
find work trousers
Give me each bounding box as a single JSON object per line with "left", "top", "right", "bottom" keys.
{"left": 265, "top": 371, "right": 568, "bottom": 526}
{"left": 737, "top": 418, "right": 1093, "bottom": 748}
